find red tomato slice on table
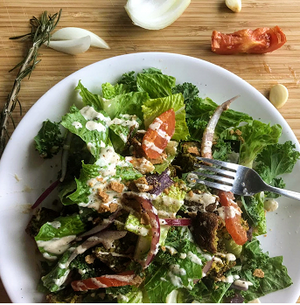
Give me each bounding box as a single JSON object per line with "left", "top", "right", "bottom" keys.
{"left": 218, "top": 191, "right": 248, "bottom": 246}
{"left": 211, "top": 26, "right": 286, "bottom": 54}
{"left": 142, "top": 108, "right": 175, "bottom": 159}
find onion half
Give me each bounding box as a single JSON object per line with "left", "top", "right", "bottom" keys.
{"left": 125, "top": 0, "right": 191, "bottom": 30}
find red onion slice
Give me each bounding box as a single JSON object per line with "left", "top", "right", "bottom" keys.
{"left": 31, "top": 179, "right": 60, "bottom": 209}
{"left": 160, "top": 218, "right": 192, "bottom": 226}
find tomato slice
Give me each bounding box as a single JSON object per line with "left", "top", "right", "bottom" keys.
{"left": 211, "top": 26, "right": 286, "bottom": 54}
{"left": 218, "top": 191, "right": 248, "bottom": 245}
{"left": 142, "top": 108, "right": 175, "bottom": 159}
{"left": 71, "top": 271, "right": 139, "bottom": 292}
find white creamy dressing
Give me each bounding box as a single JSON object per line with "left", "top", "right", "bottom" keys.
{"left": 165, "top": 245, "right": 178, "bottom": 255}
{"left": 234, "top": 279, "right": 253, "bottom": 290}
{"left": 37, "top": 235, "right": 76, "bottom": 255}
{"left": 72, "top": 121, "right": 82, "bottom": 129}
{"left": 217, "top": 205, "right": 241, "bottom": 220}
{"left": 125, "top": 223, "right": 149, "bottom": 236}
{"left": 222, "top": 274, "right": 240, "bottom": 283}
{"left": 53, "top": 269, "right": 71, "bottom": 286}
{"left": 80, "top": 106, "right": 110, "bottom": 122}
{"left": 185, "top": 192, "right": 217, "bottom": 211}
{"left": 85, "top": 120, "right": 106, "bottom": 132}
{"left": 168, "top": 271, "right": 183, "bottom": 287}
{"left": 264, "top": 198, "right": 279, "bottom": 212}
{"left": 48, "top": 221, "right": 61, "bottom": 229}
{"left": 187, "top": 251, "right": 202, "bottom": 265}
{"left": 143, "top": 139, "right": 164, "bottom": 154}
{"left": 170, "top": 264, "right": 186, "bottom": 276}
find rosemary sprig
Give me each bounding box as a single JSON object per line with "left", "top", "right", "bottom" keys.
{"left": 0, "top": 9, "right": 62, "bottom": 157}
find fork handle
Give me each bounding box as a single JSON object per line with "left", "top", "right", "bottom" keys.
{"left": 264, "top": 184, "right": 300, "bottom": 201}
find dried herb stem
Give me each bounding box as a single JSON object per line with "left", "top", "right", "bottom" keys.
{"left": 0, "top": 9, "right": 62, "bottom": 157}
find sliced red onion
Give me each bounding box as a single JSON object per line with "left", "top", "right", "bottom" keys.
{"left": 160, "top": 218, "right": 192, "bottom": 226}
{"left": 202, "top": 258, "right": 214, "bottom": 277}
{"left": 142, "top": 198, "right": 160, "bottom": 268}
{"left": 31, "top": 179, "right": 60, "bottom": 209}
{"left": 66, "top": 230, "right": 127, "bottom": 269}
{"left": 201, "top": 96, "right": 239, "bottom": 159}
{"left": 146, "top": 169, "right": 174, "bottom": 196}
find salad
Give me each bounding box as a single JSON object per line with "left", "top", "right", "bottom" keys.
{"left": 26, "top": 67, "right": 300, "bottom": 303}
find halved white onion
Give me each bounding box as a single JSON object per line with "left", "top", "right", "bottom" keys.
{"left": 46, "top": 36, "right": 91, "bottom": 55}
{"left": 51, "top": 27, "right": 110, "bottom": 49}
{"left": 124, "top": 0, "right": 191, "bottom": 30}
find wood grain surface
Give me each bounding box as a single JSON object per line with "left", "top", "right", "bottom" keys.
{"left": 0, "top": 0, "right": 299, "bottom": 303}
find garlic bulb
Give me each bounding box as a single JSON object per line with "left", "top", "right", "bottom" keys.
{"left": 125, "top": 0, "right": 191, "bottom": 30}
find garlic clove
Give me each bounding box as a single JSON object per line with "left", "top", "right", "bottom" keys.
{"left": 46, "top": 36, "right": 91, "bottom": 55}
{"left": 125, "top": 0, "right": 191, "bottom": 30}
{"left": 269, "top": 84, "right": 289, "bottom": 109}
{"left": 51, "top": 27, "right": 110, "bottom": 49}
{"left": 225, "top": 0, "right": 242, "bottom": 13}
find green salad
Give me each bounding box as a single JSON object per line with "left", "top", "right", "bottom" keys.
{"left": 26, "top": 67, "right": 300, "bottom": 303}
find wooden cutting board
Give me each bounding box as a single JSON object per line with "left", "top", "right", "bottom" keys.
{"left": 0, "top": 0, "right": 299, "bottom": 303}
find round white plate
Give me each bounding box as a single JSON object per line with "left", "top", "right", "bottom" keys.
{"left": 0, "top": 52, "right": 299, "bottom": 303}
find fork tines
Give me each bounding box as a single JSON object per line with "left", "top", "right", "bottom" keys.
{"left": 189, "top": 157, "right": 238, "bottom": 192}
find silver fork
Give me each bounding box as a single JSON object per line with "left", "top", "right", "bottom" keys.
{"left": 187, "top": 157, "right": 300, "bottom": 201}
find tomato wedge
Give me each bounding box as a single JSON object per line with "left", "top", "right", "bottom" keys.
{"left": 142, "top": 108, "right": 175, "bottom": 159}
{"left": 218, "top": 191, "right": 247, "bottom": 246}
{"left": 211, "top": 26, "right": 286, "bottom": 54}
{"left": 71, "top": 271, "right": 141, "bottom": 291}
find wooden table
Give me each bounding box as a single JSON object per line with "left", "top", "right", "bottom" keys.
{"left": 0, "top": 0, "right": 299, "bottom": 303}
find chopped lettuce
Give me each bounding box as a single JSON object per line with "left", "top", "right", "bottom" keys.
{"left": 152, "top": 180, "right": 186, "bottom": 218}
{"left": 61, "top": 105, "right": 109, "bottom": 158}
{"left": 142, "top": 93, "right": 189, "bottom": 141}
{"left": 222, "top": 120, "right": 282, "bottom": 168}
{"left": 76, "top": 80, "right": 103, "bottom": 111}
{"left": 101, "top": 92, "right": 149, "bottom": 120}
{"left": 143, "top": 226, "right": 207, "bottom": 303}
{"left": 66, "top": 162, "right": 100, "bottom": 205}
{"left": 35, "top": 215, "right": 86, "bottom": 242}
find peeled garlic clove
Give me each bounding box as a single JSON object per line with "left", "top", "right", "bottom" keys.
{"left": 125, "top": 0, "right": 191, "bottom": 30}
{"left": 225, "top": 0, "right": 242, "bottom": 12}
{"left": 269, "top": 84, "right": 289, "bottom": 109}
{"left": 51, "top": 27, "right": 110, "bottom": 49}
{"left": 47, "top": 36, "right": 91, "bottom": 55}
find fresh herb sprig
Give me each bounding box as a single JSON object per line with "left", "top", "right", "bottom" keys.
{"left": 0, "top": 9, "right": 62, "bottom": 157}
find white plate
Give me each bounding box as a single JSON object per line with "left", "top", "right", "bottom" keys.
{"left": 0, "top": 52, "right": 299, "bottom": 303}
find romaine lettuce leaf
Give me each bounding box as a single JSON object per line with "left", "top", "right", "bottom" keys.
{"left": 152, "top": 180, "right": 186, "bottom": 218}
{"left": 102, "top": 82, "right": 129, "bottom": 99}
{"left": 67, "top": 162, "right": 100, "bottom": 205}
{"left": 101, "top": 92, "right": 149, "bottom": 120}
{"left": 137, "top": 71, "right": 176, "bottom": 98}
{"left": 76, "top": 80, "right": 103, "bottom": 111}
{"left": 61, "top": 105, "right": 109, "bottom": 158}
{"left": 35, "top": 215, "right": 86, "bottom": 241}
{"left": 142, "top": 93, "right": 189, "bottom": 141}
